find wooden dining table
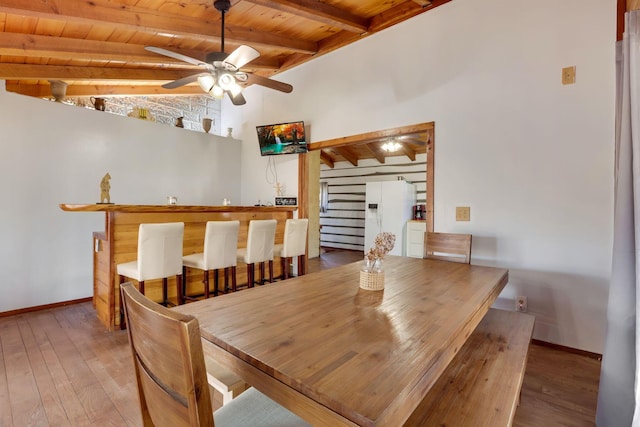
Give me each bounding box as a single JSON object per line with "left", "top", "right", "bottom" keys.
{"left": 174, "top": 255, "right": 508, "bottom": 426}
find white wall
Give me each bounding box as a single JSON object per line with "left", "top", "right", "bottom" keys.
{"left": 221, "top": 85, "right": 304, "bottom": 207}
{"left": 0, "top": 85, "right": 241, "bottom": 312}
{"left": 226, "top": 0, "right": 615, "bottom": 353}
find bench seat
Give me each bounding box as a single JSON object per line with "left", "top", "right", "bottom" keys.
{"left": 404, "top": 308, "right": 535, "bottom": 427}
{"left": 205, "top": 356, "right": 249, "bottom": 406}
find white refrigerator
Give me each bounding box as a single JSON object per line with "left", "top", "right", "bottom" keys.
{"left": 364, "top": 180, "right": 416, "bottom": 256}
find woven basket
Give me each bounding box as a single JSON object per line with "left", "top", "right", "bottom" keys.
{"left": 359, "top": 270, "right": 384, "bottom": 291}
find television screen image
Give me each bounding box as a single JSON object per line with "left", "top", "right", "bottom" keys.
{"left": 256, "top": 121, "right": 307, "bottom": 156}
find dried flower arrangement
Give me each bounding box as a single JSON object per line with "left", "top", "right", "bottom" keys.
{"left": 363, "top": 232, "right": 396, "bottom": 273}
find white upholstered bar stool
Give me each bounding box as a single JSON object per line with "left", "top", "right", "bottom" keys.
{"left": 117, "top": 222, "right": 184, "bottom": 328}
{"left": 237, "top": 219, "right": 277, "bottom": 288}
{"left": 273, "top": 218, "right": 309, "bottom": 280}
{"left": 182, "top": 220, "right": 239, "bottom": 299}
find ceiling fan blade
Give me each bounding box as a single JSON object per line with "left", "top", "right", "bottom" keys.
{"left": 223, "top": 45, "right": 260, "bottom": 69}
{"left": 228, "top": 91, "right": 246, "bottom": 106}
{"left": 244, "top": 74, "right": 293, "bottom": 93}
{"left": 145, "top": 46, "right": 207, "bottom": 67}
{"left": 162, "top": 73, "right": 207, "bottom": 89}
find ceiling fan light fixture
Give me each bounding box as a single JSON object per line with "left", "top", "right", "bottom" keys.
{"left": 198, "top": 74, "right": 215, "bottom": 92}
{"left": 218, "top": 72, "right": 236, "bottom": 91}
{"left": 210, "top": 85, "right": 225, "bottom": 99}
{"left": 229, "top": 82, "right": 243, "bottom": 97}
{"left": 146, "top": 0, "right": 291, "bottom": 105}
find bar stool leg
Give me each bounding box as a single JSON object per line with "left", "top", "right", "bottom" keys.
{"left": 259, "top": 262, "right": 265, "bottom": 285}
{"left": 203, "top": 270, "right": 210, "bottom": 299}
{"left": 231, "top": 266, "right": 237, "bottom": 292}
{"left": 247, "top": 264, "right": 254, "bottom": 288}
{"left": 298, "top": 255, "right": 305, "bottom": 276}
{"left": 177, "top": 274, "right": 184, "bottom": 305}
{"left": 223, "top": 268, "right": 229, "bottom": 294}
{"left": 119, "top": 275, "right": 126, "bottom": 330}
{"left": 161, "top": 278, "right": 168, "bottom": 306}
{"left": 182, "top": 266, "right": 187, "bottom": 300}
{"left": 213, "top": 269, "right": 219, "bottom": 297}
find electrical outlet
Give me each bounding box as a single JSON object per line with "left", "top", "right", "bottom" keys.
{"left": 516, "top": 296, "right": 528, "bottom": 313}
{"left": 456, "top": 206, "right": 470, "bottom": 221}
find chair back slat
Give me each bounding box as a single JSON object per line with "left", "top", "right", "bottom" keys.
{"left": 424, "top": 232, "right": 472, "bottom": 264}
{"left": 121, "top": 282, "right": 214, "bottom": 427}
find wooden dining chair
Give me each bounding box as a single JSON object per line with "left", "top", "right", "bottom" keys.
{"left": 120, "top": 282, "right": 310, "bottom": 427}
{"left": 424, "top": 232, "right": 472, "bottom": 264}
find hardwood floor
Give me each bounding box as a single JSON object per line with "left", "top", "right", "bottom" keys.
{"left": 0, "top": 249, "right": 601, "bottom": 426}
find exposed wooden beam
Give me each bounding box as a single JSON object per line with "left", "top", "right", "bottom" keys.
{"left": 363, "top": 143, "right": 386, "bottom": 164}
{"left": 369, "top": 0, "right": 452, "bottom": 33}
{"left": 320, "top": 150, "right": 335, "bottom": 168}
{"left": 275, "top": 1, "right": 450, "bottom": 74}
{"left": 334, "top": 146, "right": 359, "bottom": 167}
{"left": 0, "top": 63, "right": 199, "bottom": 81}
{"left": 246, "top": 0, "right": 369, "bottom": 33}
{"left": 412, "top": 0, "right": 433, "bottom": 6}
{"left": 0, "top": 0, "right": 318, "bottom": 54}
{"left": 619, "top": 0, "right": 626, "bottom": 40}
{"left": 0, "top": 32, "right": 163, "bottom": 63}
{"left": 401, "top": 144, "right": 417, "bottom": 161}
{"left": 6, "top": 82, "right": 205, "bottom": 97}
{"left": 0, "top": 32, "right": 280, "bottom": 70}
{"left": 309, "top": 122, "right": 434, "bottom": 151}
{"left": 399, "top": 132, "right": 430, "bottom": 145}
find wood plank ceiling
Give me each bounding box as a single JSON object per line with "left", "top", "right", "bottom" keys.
{"left": 0, "top": 0, "right": 446, "bottom": 166}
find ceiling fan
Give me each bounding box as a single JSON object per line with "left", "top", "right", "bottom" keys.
{"left": 145, "top": 0, "right": 293, "bottom": 105}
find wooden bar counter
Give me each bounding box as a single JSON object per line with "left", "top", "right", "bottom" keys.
{"left": 60, "top": 204, "right": 296, "bottom": 330}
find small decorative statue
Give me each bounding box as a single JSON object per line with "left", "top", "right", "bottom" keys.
{"left": 99, "top": 173, "right": 111, "bottom": 204}
{"left": 274, "top": 182, "right": 285, "bottom": 197}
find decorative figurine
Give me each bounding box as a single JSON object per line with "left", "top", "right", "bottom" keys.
{"left": 99, "top": 173, "right": 112, "bottom": 204}
{"left": 274, "top": 182, "right": 284, "bottom": 197}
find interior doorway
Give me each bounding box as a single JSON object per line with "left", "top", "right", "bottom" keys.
{"left": 298, "top": 122, "right": 435, "bottom": 257}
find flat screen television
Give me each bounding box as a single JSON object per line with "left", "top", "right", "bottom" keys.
{"left": 256, "top": 121, "right": 307, "bottom": 156}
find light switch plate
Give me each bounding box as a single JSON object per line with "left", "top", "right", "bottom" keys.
{"left": 456, "top": 206, "right": 470, "bottom": 221}
{"left": 562, "top": 66, "right": 576, "bottom": 85}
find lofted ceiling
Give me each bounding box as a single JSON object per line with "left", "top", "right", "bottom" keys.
{"left": 0, "top": 0, "right": 445, "bottom": 166}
